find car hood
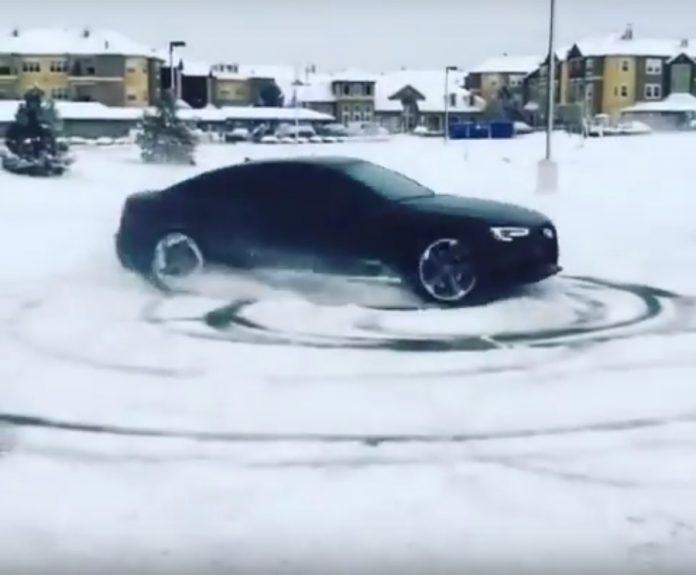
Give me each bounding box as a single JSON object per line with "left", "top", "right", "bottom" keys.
{"left": 398, "top": 194, "right": 551, "bottom": 227}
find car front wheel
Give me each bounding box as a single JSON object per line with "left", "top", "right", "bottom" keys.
{"left": 407, "top": 238, "right": 479, "bottom": 305}
{"left": 150, "top": 231, "right": 205, "bottom": 290}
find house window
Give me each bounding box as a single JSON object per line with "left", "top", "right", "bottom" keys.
{"left": 22, "top": 61, "right": 41, "bottom": 73}
{"left": 342, "top": 83, "right": 350, "bottom": 96}
{"left": 620, "top": 85, "right": 628, "bottom": 97}
{"left": 0, "top": 65, "right": 12, "bottom": 75}
{"left": 585, "top": 58, "right": 594, "bottom": 74}
{"left": 352, "top": 83, "right": 362, "bottom": 96}
{"left": 49, "top": 61, "right": 67, "bottom": 73}
{"left": 621, "top": 59, "right": 630, "bottom": 72}
{"left": 86, "top": 66, "right": 96, "bottom": 75}
{"left": 127, "top": 93, "right": 137, "bottom": 101}
{"left": 50, "top": 88, "right": 68, "bottom": 99}
{"left": 449, "top": 93, "right": 457, "bottom": 107}
{"left": 126, "top": 66, "right": 137, "bottom": 74}
{"left": 364, "top": 83, "right": 373, "bottom": 96}
{"left": 644, "top": 83, "right": 662, "bottom": 100}
{"left": 645, "top": 58, "right": 663, "bottom": 75}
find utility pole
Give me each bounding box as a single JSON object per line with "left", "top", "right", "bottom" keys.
{"left": 444, "top": 65, "right": 458, "bottom": 142}
{"left": 536, "top": 0, "right": 559, "bottom": 193}
{"left": 168, "top": 40, "right": 186, "bottom": 101}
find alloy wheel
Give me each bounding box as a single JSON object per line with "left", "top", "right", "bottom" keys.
{"left": 151, "top": 232, "right": 204, "bottom": 286}
{"left": 417, "top": 238, "right": 477, "bottom": 303}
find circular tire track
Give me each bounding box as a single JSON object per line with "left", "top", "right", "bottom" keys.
{"left": 148, "top": 276, "right": 696, "bottom": 352}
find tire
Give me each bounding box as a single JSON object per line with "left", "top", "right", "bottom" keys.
{"left": 148, "top": 231, "right": 205, "bottom": 291}
{"left": 402, "top": 238, "right": 480, "bottom": 306}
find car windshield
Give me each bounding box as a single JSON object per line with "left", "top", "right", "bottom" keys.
{"left": 340, "top": 161, "right": 435, "bottom": 201}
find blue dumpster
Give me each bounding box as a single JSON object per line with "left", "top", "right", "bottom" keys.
{"left": 448, "top": 120, "right": 515, "bottom": 140}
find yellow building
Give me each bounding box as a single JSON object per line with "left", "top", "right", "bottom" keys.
{"left": 564, "top": 26, "right": 682, "bottom": 118}
{"left": 0, "top": 28, "right": 162, "bottom": 107}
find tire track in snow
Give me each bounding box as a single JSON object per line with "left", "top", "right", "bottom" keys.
{"left": 4, "top": 297, "right": 202, "bottom": 379}
{"left": 1, "top": 410, "right": 695, "bottom": 446}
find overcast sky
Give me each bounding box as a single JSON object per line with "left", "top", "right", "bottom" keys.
{"left": 6, "top": 0, "right": 696, "bottom": 71}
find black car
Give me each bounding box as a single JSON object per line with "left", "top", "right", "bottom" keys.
{"left": 116, "top": 156, "right": 560, "bottom": 305}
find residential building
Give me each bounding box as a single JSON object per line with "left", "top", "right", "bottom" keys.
{"left": 211, "top": 63, "right": 250, "bottom": 106}
{"left": 160, "top": 56, "right": 212, "bottom": 108}
{"left": 466, "top": 55, "right": 541, "bottom": 104}
{"left": 373, "top": 69, "right": 484, "bottom": 133}
{"left": 209, "top": 63, "right": 287, "bottom": 108}
{"left": 522, "top": 49, "right": 568, "bottom": 126}
{"left": 562, "top": 26, "right": 689, "bottom": 118}
{"left": 0, "top": 28, "right": 162, "bottom": 106}
{"left": 297, "top": 68, "right": 377, "bottom": 125}
{"left": 665, "top": 45, "right": 696, "bottom": 96}
{"left": 295, "top": 68, "right": 484, "bottom": 132}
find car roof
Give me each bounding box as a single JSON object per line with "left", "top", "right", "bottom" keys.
{"left": 240, "top": 155, "right": 366, "bottom": 168}
{"left": 168, "top": 156, "right": 368, "bottom": 192}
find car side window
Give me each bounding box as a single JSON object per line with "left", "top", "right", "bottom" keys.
{"left": 267, "top": 164, "right": 374, "bottom": 216}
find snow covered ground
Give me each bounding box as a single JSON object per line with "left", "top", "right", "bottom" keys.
{"left": 1, "top": 133, "right": 696, "bottom": 574}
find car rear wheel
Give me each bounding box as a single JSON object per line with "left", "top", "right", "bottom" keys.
{"left": 410, "top": 238, "right": 479, "bottom": 305}
{"left": 150, "top": 232, "right": 205, "bottom": 289}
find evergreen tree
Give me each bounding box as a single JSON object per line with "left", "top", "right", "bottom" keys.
{"left": 258, "top": 82, "right": 284, "bottom": 107}
{"left": 136, "top": 92, "right": 197, "bottom": 165}
{"left": 2, "top": 87, "right": 72, "bottom": 176}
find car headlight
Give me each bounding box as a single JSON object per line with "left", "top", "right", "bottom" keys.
{"left": 490, "top": 226, "right": 530, "bottom": 242}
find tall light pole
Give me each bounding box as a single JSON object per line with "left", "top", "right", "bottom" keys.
{"left": 444, "top": 65, "right": 458, "bottom": 141}
{"left": 292, "top": 77, "right": 303, "bottom": 144}
{"left": 544, "top": 0, "right": 556, "bottom": 161}
{"left": 537, "top": 0, "right": 558, "bottom": 193}
{"left": 168, "top": 40, "right": 186, "bottom": 101}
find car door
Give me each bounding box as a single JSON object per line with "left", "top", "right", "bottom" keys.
{"left": 172, "top": 165, "right": 270, "bottom": 267}
{"left": 239, "top": 163, "right": 379, "bottom": 269}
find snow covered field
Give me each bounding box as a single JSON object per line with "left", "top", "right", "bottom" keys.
{"left": 1, "top": 133, "right": 696, "bottom": 574}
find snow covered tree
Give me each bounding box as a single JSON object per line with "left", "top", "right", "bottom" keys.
{"left": 2, "top": 87, "right": 73, "bottom": 177}
{"left": 136, "top": 92, "right": 196, "bottom": 165}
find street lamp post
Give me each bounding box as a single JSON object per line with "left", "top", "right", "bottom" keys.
{"left": 168, "top": 40, "right": 186, "bottom": 101}
{"left": 444, "top": 65, "right": 458, "bottom": 142}
{"left": 536, "top": 0, "right": 558, "bottom": 193}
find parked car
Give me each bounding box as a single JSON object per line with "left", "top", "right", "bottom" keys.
{"left": 116, "top": 157, "right": 560, "bottom": 305}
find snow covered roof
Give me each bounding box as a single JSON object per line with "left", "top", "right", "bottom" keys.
{"left": 325, "top": 67, "right": 379, "bottom": 82}
{"left": 0, "top": 100, "right": 145, "bottom": 123}
{"left": 374, "top": 69, "right": 485, "bottom": 113}
{"left": 223, "top": 106, "right": 334, "bottom": 122}
{"left": 468, "top": 55, "right": 541, "bottom": 75}
{"left": 0, "top": 99, "right": 334, "bottom": 124}
{"left": 295, "top": 75, "right": 335, "bottom": 103}
{"left": 621, "top": 92, "right": 696, "bottom": 114}
{"left": 180, "top": 59, "right": 210, "bottom": 77}
{"left": 667, "top": 50, "right": 696, "bottom": 64}
{"left": 0, "top": 28, "right": 158, "bottom": 58}
{"left": 572, "top": 33, "right": 689, "bottom": 58}
{"left": 178, "top": 105, "right": 334, "bottom": 122}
